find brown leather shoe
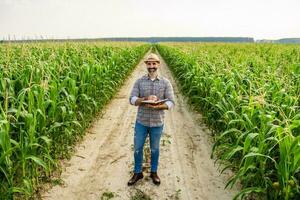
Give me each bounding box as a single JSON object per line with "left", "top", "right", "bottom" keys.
{"left": 127, "top": 173, "right": 143, "bottom": 186}
{"left": 150, "top": 172, "right": 161, "bottom": 185}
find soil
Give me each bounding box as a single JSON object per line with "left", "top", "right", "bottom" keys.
{"left": 42, "top": 52, "right": 239, "bottom": 200}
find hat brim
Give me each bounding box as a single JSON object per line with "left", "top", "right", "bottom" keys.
{"left": 144, "top": 59, "right": 160, "bottom": 64}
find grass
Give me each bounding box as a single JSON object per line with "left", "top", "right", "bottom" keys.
{"left": 130, "top": 189, "right": 152, "bottom": 200}
{"left": 101, "top": 191, "right": 116, "bottom": 200}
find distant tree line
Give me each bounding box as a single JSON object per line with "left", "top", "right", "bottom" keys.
{"left": 102, "top": 37, "right": 254, "bottom": 43}
{"left": 1, "top": 37, "right": 300, "bottom": 43}
{"left": 276, "top": 38, "right": 300, "bottom": 43}
{"left": 256, "top": 38, "right": 300, "bottom": 44}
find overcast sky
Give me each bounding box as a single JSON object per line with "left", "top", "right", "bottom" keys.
{"left": 0, "top": 0, "right": 299, "bottom": 40}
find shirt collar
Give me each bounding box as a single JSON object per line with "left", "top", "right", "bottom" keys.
{"left": 146, "top": 74, "right": 161, "bottom": 81}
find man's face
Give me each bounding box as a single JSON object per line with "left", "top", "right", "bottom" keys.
{"left": 146, "top": 61, "right": 160, "bottom": 73}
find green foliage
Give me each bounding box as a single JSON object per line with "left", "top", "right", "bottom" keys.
{"left": 130, "top": 189, "right": 152, "bottom": 200}
{"left": 156, "top": 43, "right": 300, "bottom": 200}
{"left": 0, "top": 42, "right": 149, "bottom": 199}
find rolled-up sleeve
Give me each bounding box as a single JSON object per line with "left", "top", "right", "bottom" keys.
{"left": 129, "top": 79, "right": 140, "bottom": 106}
{"left": 165, "top": 101, "right": 174, "bottom": 109}
{"left": 164, "top": 79, "right": 175, "bottom": 109}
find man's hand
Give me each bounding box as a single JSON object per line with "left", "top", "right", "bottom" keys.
{"left": 134, "top": 97, "right": 146, "bottom": 106}
{"left": 134, "top": 95, "right": 158, "bottom": 106}
{"left": 146, "top": 95, "right": 158, "bottom": 101}
{"left": 144, "top": 103, "right": 168, "bottom": 110}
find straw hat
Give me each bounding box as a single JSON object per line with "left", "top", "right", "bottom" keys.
{"left": 144, "top": 53, "right": 160, "bottom": 63}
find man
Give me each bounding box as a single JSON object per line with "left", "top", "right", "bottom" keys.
{"left": 128, "top": 52, "right": 175, "bottom": 186}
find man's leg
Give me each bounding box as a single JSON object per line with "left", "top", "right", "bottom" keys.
{"left": 148, "top": 124, "right": 164, "bottom": 185}
{"left": 149, "top": 125, "right": 164, "bottom": 172}
{"left": 133, "top": 121, "right": 148, "bottom": 173}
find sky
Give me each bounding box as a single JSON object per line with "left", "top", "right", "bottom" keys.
{"left": 0, "top": 0, "right": 300, "bottom": 40}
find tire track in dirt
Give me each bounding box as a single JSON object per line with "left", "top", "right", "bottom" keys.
{"left": 42, "top": 51, "right": 239, "bottom": 200}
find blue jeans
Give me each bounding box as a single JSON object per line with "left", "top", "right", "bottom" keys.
{"left": 133, "top": 121, "right": 164, "bottom": 173}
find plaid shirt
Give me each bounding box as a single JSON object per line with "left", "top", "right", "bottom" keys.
{"left": 129, "top": 74, "right": 175, "bottom": 127}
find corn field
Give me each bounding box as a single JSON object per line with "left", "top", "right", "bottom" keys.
{"left": 2, "top": 41, "right": 300, "bottom": 200}
{"left": 0, "top": 42, "right": 149, "bottom": 199}
{"left": 156, "top": 43, "right": 300, "bottom": 200}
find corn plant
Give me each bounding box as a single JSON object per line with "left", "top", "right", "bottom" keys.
{"left": 156, "top": 43, "right": 300, "bottom": 200}
{"left": 0, "top": 42, "right": 149, "bottom": 199}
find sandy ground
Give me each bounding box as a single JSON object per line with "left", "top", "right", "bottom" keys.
{"left": 42, "top": 52, "right": 239, "bottom": 200}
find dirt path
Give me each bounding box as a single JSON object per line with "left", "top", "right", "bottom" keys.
{"left": 42, "top": 52, "right": 239, "bottom": 200}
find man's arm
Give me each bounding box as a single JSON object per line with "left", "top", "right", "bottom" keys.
{"left": 129, "top": 79, "right": 140, "bottom": 106}
{"left": 164, "top": 79, "right": 175, "bottom": 110}
{"left": 131, "top": 96, "right": 146, "bottom": 106}
{"left": 144, "top": 102, "right": 168, "bottom": 110}
{"left": 129, "top": 79, "right": 149, "bottom": 106}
